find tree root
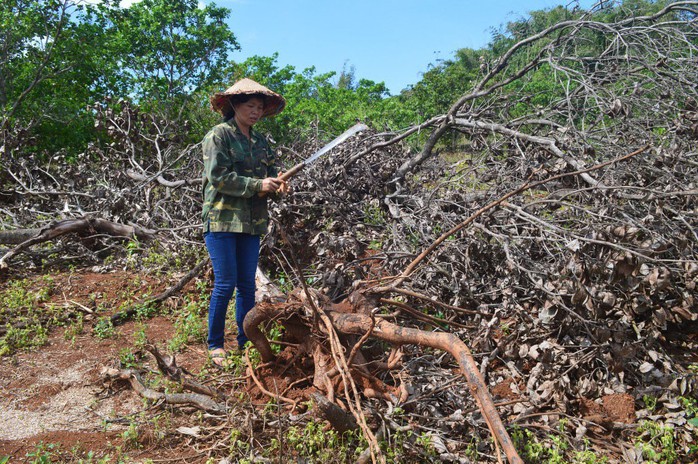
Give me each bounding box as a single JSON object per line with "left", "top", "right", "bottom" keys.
{"left": 244, "top": 298, "right": 524, "bottom": 464}
{"left": 310, "top": 391, "right": 358, "bottom": 434}
{"left": 327, "top": 310, "right": 522, "bottom": 464}
{"left": 243, "top": 348, "right": 298, "bottom": 408}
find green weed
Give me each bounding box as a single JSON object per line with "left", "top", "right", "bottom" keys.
{"left": 1, "top": 323, "right": 49, "bottom": 356}
{"left": 122, "top": 422, "right": 139, "bottom": 449}
{"left": 285, "top": 419, "right": 357, "bottom": 461}
{"left": 415, "top": 433, "right": 438, "bottom": 457}
{"left": 132, "top": 322, "right": 148, "bottom": 350}
{"left": 511, "top": 425, "right": 607, "bottom": 464}
{"left": 168, "top": 298, "right": 207, "bottom": 352}
{"left": 124, "top": 239, "right": 141, "bottom": 269}
{"left": 274, "top": 270, "right": 294, "bottom": 293}
{"left": 148, "top": 411, "right": 171, "bottom": 444}
{"left": 93, "top": 316, "right": 117, "bottom": 339}
{"left": 511, "top": 427, "right": 548, "bottom": 462}
{"left": 0, "top": 277, "right": 57, "bottom": 355}
{"left": 63, "top": 313, "right": 85, "bottom": 345}
{"left": 266, "top": 321, "right": 284, "bottom": 355}
{"left": 368, "top": 239, "right": 383, "bottom": 250}
{"left": 118, "top": 348, "right": 140, "bottom": 368}
{"left": 636, "top": 421, "right": 678, "bottom": 464}
{"left": 229, "top": 428, "right": 251, "bottom": 456}
{"left": 680, "top": 396, "right": 698, "bottom": 417}
{"left": 214, "top": 347, "right": 259, "bottom": 376}
{"left": 141, "top": 244, "right": 171, "bottom": 274}
{"left": 464, "top": 437, "right": 481, "bottom": 461}
{"left": 363, "top": 202, "right": 386, "bottom": 227}
{"left": 643, "top": 394, "right": 658, "bottom": 411}
{"left": 22, "top": 441, "right": 116, "bottom": 463}
{"left": 25, "top": 442, "right": 58, "bottom": 463}
{"left": 574, "top": 444, "right": 610, "bottom": 464}
{"left": 133, "top": 301, "right": 158, "bottom": 320}
{"left": 652, "top": 126, "right": 667, "bottom": 137}
{"left": 382, "top": 428, "right": 412, "bottom": 463}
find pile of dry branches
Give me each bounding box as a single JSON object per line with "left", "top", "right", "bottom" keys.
{"left": 257, "top": 3, "right": 698, "bottom": 461}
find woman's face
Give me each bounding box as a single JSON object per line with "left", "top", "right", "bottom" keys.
{"left": 233, "top": 97, "right": 265, "bottom": 129}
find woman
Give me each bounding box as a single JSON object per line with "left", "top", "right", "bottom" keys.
{"left": 202, "top": 78, "right": 287, "bottom": 367}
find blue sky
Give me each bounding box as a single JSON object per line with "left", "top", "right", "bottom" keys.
{"left": 217, "top": 0, "right": 596, "bottom": 94}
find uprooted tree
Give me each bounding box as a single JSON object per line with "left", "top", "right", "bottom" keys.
{"left": 1, "top": 2, "right": 698, "bottom": 462}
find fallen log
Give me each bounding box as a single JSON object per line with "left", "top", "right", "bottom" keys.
{"left": 0, "top": 228, "right": 42, "bottom": 245}
{"left": 0, "top": 217, "right": 156, "bottom": 270}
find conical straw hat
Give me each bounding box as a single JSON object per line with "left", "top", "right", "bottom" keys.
{"left": 210, "top": 78, "right": 286, "bottom": 117}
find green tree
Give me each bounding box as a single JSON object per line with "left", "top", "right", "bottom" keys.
{"left": 0, "top": 0, "right": 119, "bottom": 154}
{"left": 0, "top": 0, "right": 71, "bottom": 123}
{"left": 101, "top": 0, "right": 238, "bottom": 110}
{"left": 401, "top": 47, "right": 481, "bottom": 119}
{"left": 336, "top": 61, "right": 356, "bottom": 90}
{"left": 227, "top": 54, "right": 397, "bottom": 146}
{"left": 0, "top": 0, "right": 239, "bottom": 156}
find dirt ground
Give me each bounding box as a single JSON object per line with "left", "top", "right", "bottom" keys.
{"left": 0, "top": 271, "right": 214, "bottom": 462}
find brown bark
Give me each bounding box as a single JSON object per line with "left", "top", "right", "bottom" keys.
{"left": 0, "top": 217, "right": 156, "bottom": 269}
{"left": 310, "top": 391, "right": 358, "bottom": 434}
{"left": 103, "top": 367, "right": 226, "bottom": 414}
{"left": 242, "top": 303, "right": 277, "bottom": 363}
{"left": 0, "top": 228, "right": 42, "bottom": 245}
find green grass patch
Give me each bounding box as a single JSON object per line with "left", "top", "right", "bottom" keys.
{"left": 0, "top": 276, "right": 57, "bottom": 356}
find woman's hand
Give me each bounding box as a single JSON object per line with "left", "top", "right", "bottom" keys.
{"left": 260, "top": 176, "right": 288, "bottom": 195}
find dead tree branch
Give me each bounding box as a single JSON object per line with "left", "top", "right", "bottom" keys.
{"left": 374, "top": 145, "right": 650, "bottom": 292}
{"left": 145, "top": 342, "right": 224, "bottom": 400}
{"left": 103, "top": 367, "right": 226, "bottom": 414}
{"left": 0, "top": 217, "right": 156, "bottom": 270}
{"left": 391, "top": 2, "right": 698, "bottom": 181}
{"left": 110, "top": 258, "right": 209, "bottom": 325}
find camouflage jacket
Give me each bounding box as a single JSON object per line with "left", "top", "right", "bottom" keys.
{"left": 201, "top": 119, "right": 279, "bottom": 235}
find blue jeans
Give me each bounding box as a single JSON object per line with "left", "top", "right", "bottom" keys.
{"left": 204, "top": 232, "right": 260, "bottom": 350}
